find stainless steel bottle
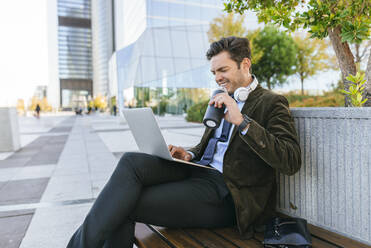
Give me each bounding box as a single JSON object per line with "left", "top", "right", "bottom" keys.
{"left": 202, "top": 89, "right": 225, "bottom": 129}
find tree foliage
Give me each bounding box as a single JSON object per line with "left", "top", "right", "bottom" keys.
{"left": 93, "top": 94, "right": 107, "bottom": 110}
{"left": 207, "top": 13, "right": 263, "bottom": 64}
{"left": 28, "top": 96, "right": 52, "bottom": 112}
{"left": 207, "top": 12, "right": 247, "bottom": 43}
{"left": 224, "top": 0, "right": 370, "bottom": 43}
{"left": 252, "top": 25, "right": 297, "bottom": 89}
{"left": 294, "top": 33, "right": 336, "bottom": 94}
{"left": 224, "top": 0, "right": 371, "bottom": 106}
{"left": 16, "top": 99, "right": 25, "bottom": 115}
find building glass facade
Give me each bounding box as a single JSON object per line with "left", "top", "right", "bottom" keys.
{"left": 58, "top": 0, "right": 92, "bottom": 109}
{"left": 113, "top": 0, "right": 224, "bottom": 114}
{"left": 91, "top": 0, "right": 113, "bottom": 98}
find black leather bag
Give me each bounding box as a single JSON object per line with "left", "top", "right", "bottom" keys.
{"left": 263, "top": 217, "right": 312, "bottom": 248}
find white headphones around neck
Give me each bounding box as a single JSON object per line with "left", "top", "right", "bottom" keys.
{"left": 234, "top": 87, "right": 250, "bottom": 102}
{"left": 233, "top": 76, "right": 258, "bottom": 102}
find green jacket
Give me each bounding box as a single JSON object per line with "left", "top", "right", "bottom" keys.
{"left": 189, "top": 84, "right": 301, "bottom": 238}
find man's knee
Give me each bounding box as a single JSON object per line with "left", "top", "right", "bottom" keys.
{"left": 116, "top": 152, "right": 153, "bottom": 173}
{"left": 118, "top": 152, "right": 140, "bottom": 169}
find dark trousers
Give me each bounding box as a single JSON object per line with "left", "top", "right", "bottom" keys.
{"left": 67, "top": 152, "right": 236, "bottom": 248}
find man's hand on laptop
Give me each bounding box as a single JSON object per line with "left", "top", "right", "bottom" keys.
{"left": 168, "top": 145, "right": 192, "bottom": 161}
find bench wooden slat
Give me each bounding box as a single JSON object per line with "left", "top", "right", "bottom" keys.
{"left": 308, "top": 223, "right": 371, "bottom": 248}
{"left": 150, "top": 225, "right": 204, "bottom": 248}
{"left": 184, "top": 228, "right": 239, "bottom": 248}
{"left": 212, "top": 227, "right": 262, "bottom": 248}
{"left": 134, "top": 223, "right": 171, "bottom": 248}
{"left": 135, "top": 223, "right": 370, "bottom": 248}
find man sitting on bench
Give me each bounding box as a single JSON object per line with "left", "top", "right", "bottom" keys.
{"left": 67, "top": 36, "right": 302, "bottom": 248}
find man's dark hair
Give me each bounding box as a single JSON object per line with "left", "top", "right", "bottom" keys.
{"left": 206, "top": 36, "right": 251, "bottom": 68}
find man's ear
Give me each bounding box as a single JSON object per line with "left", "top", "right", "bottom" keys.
{"left": 241, "top": 58, "right": 251, "bottom": 72}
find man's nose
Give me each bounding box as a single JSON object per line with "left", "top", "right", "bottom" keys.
{"left": 215, "top": 73, "right": 223, "bottom": 83}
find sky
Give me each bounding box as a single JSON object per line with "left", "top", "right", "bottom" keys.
{"left": 0, "top": 1, "right": 343, "bottom": 108}
{"left": 0, "top": 0, "right": 49, "bottom": 107}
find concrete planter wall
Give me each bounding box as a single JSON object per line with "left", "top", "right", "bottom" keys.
{"left": 0, "top": 107, "right": 20, "bottom": 152}
{"left": 277, "top": 107, "right": 371, "bottom": 245}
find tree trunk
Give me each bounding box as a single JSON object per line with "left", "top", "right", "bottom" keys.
{"left": 364, "top": 51, "right": 371, "bottom": 107}
{"left": 301, "top": 77, "right": 304, "bottom": 95}
{"left": 267, "top": 78, "right": 271, "bottom": 90}
{"left": 328, "top": 26, "right": 357, "bottom": 106}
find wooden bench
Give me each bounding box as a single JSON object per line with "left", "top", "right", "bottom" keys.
{"left": 134, "top": 221, "right": 371, "bottom": 248}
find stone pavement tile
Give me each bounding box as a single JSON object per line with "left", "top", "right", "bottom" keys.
{"left": 25, "top": 136, "right": 49, "bottom": 147}
{"left": 0, "top": 209, "right": 34, "bottom": 218}
{"left": 58, "top": 153, "right": 87, "bottom": 162}
{"left": 0, "top": 178, "right": 50, "bottom": 205}
{"left": 84, "top": 134, "right": 102, "bottom": 142}
{"left": 90, "top": 171, "right": 112, "bottom": 182}
{"left": 88, "top": 156, "right": 116, "bottom": 174}
{"left": 0, "top": 212, "right": 34, "bottom": 248}
{"left": 19, "top": 135, "right": 40, "bottom": 148}
{"left": 20, "top": 203, "right": 92, "bottom": 248}
{"left": 0, "top": 157, "right": 31, "bottom": 169}
{"left": 53, "top": 162, "right": 89, "bottom": 177}
{"left": 15, "top": 146, "right": 39, "bottom": 154}
{"left": 12, "top": 165, "right": 56, "bottom": 181}
{"left": 9, "top": 150, "right": 37, "bottom": 159}
{"left": 61, "top": 141, "right": 86, "bottom": 151}
{"left": 89, "top": 163, "right": 115, "bottom": 175}
{"left": 42, "top": 143, "right": 66, "bottom": 152}
{"left": 49, "top": 126, "right": 72, "bottom": 133}
{"left": 26, "top": 153, "right": 61, "bottom": 166}
{"left": 87, "top": 152, "right": 116, "bottom": 164}
{"left": 0, "top": 181, "right": 6, "bottom": 190}
{"left": 0, "top": 167, "right": 23, "bottom": 182}
{"left": 60, "top": 146, "right": 87, "bottom": 158}
{"left": 85, "top": 143, "right": 111, "bottom": 153}
{"left": 0, "top": 152, "right": 13, "bottom": 160}
{"left": 40, "top": 174, "right": 92, "bottom": 202}
{"left": 97, "top": 131, "right": 139, "bottom": 153}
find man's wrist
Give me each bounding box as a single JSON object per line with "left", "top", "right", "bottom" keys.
{"left": 236, "top": 114, "right": 244, "bottom": 126}
{"left": 238, "top": 114, "right": 252, "bottom": 132}
{"left": 242, "top": 123, "right": 250, "bottom": 133}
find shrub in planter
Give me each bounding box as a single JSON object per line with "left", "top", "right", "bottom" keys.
{"left": 186, "top": 100, "right": 209, "bottom": 123}
{"left": 151, "top": 98, "right": 168, "bottom": 116}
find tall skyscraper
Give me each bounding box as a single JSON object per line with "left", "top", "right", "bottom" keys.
{"left": 57, "top": 0, "right": 93, "bottom": 110}
{"left": 91, "top": 0, "right": 114, "bottom": 99}
{"left": 46, "top": 0, "right": 114, "bottom": 110}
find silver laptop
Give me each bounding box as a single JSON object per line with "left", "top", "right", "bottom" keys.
{"left": 122, "top": 108, "right": 213, "bottom": 169}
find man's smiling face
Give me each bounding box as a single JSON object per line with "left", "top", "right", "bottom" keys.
{"left": 210, "top": 51, "right": 250, "bottom": 94}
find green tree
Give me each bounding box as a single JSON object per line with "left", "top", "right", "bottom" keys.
{"left": 208, "top": 13, "right": 263, "bottom": 65}
{"left": 294, "top": 33, "right": 337, "bottom": 95}
{"left": 252, "top": 25, "right": 297, "bottom": 89}
{"left": 224, "top": 0, "right": 371, "bottom": 106}
{"left": 207, "top": 13, "right": 247, "bottom": 43}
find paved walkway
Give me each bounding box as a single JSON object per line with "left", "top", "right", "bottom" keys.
{"left": 0, "top": 113, "right": 204, "bottom": 248}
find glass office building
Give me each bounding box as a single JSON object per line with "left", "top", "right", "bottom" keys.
{"left": 58, "top": 0, "right": 92, "bottom": 109}
{"left": 113, "top": 0, "right": 224, "bottom": 114}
